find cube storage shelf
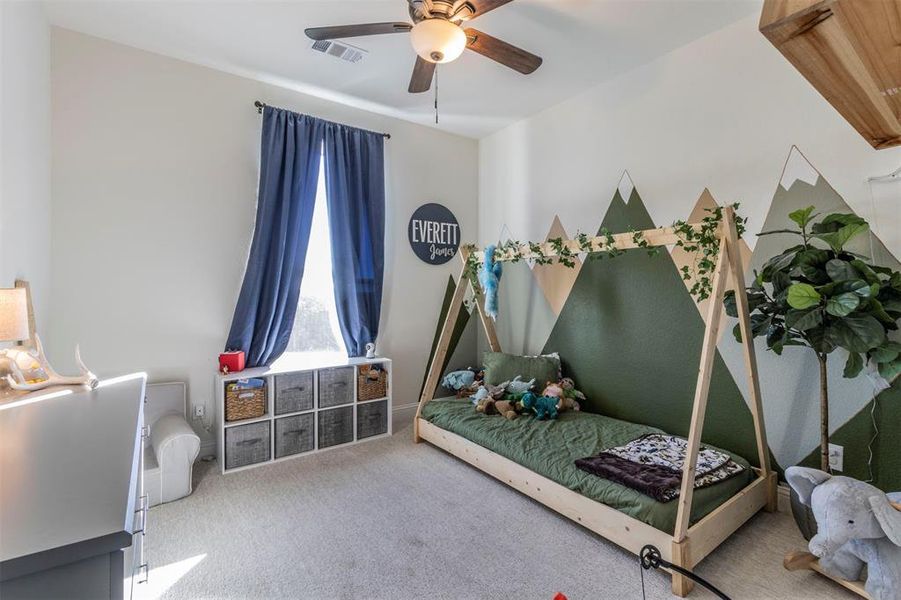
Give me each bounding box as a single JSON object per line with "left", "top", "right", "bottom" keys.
{"left": 215, "top": 356, "right": 392, "bottom": 474}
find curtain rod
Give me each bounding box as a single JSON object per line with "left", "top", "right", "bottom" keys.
{"left": 253, "top": 100, "right": 391, "bottom": 139}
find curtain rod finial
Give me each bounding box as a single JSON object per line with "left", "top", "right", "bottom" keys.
{"left": 254, "top": 100, "right": 265, "bottom": 114}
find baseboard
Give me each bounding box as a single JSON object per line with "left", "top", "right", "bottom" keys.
{"left": 392, "top": 401, "right": 418, "bottom": 432}
{"left": 198, "top": 439, "right": 217, "bottom": 461}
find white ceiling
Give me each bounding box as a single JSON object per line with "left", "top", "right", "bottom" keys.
{"left": 42, "top": 0, "right": 760, "bottom": 139}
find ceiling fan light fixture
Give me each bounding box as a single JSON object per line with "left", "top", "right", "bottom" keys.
{"left": 410, "top": 19, "right": 466, "bottom": 64}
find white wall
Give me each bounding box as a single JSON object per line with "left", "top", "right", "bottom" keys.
{"left": 478, "top": 11, "right": 901, "bottom": 468}
{"left": 479, "top": 13, "right": 901, "bottom": 253}
{"left": 50, "top": 29, "right": 478, "bottom": 449}
{"left": 1, "top": 3, "right": 52, "bottom": 330}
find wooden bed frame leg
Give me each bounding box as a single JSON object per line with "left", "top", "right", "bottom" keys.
{"left": 671, "top": 539, "right": 694, "bottom": 597}
{"left": 765, "top": 471, "right": 779, "bottom": 512}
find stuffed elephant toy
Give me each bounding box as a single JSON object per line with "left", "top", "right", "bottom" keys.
{"left": 786, "top": 466, "right": 901, "bottom": 600}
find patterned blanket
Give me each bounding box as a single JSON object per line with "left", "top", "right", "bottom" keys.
{"left": 575, "top": 433, "right": 745, "bottom": 502}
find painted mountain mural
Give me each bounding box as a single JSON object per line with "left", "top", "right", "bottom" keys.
{"left": 492, "top": 227, "right": 557, "bottom": 357}
{"left": 715, "top": 147, "right": 900, "bottom": 490}
{"left": 543, "top": 187, "right": 769, "bottom": 467}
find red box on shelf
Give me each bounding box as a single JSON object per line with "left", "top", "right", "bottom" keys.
{"left": 219, "top": 351, "right": 245, "bottom": 374}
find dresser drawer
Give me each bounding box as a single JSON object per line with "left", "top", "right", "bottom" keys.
{"left": 318, "top": 406, "right": 353, "bottom": 449}
{"left": 274, "top": 414, "right": 315, "bottom": 458}
{"left": 274, "top": 372, "right": 314, "bottom": 415}
{"left": 225, "top": 421, "right": 271, "bottom": 470}
{"left": 318, "top": 367, "right": 354, "bottom": 408}
{"left": 357, "top": 400, "right": 388, "bottom": 440}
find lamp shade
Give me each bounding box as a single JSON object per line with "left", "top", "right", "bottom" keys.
{"left": 0, "top": 288, "right": 29, "bottom": 342}
{"left": 410, "top": 19, "right": 466, "bottom": 64}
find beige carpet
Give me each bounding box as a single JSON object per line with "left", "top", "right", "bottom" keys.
{"left": 142, "top": 428, "right": 855, "bottom": 600}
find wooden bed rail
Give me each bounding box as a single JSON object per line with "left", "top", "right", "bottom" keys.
{"left": 414, "top": 208, "right": 776, "bottom": 597}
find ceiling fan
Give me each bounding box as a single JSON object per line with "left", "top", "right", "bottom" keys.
{"left": 304, "top": 0, "right": 543, "bottom": 94}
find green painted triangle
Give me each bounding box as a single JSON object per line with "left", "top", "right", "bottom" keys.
{"left": 543, "top": 189, "right": 769, "bottom": 467}
{"left": 800, "top": 378, "right": 901, "bottom": 491}
{"left": 723, "top": 164, "right": 901, "bottom": 471}
{"left": 419, "top": 275, "right": 471, "bottom": 400}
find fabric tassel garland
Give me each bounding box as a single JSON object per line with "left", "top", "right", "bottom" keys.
{"left": 480, "top": 244, "right": 502, "bottom": 320}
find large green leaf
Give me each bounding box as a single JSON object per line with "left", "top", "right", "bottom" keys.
{"left": 871, "top": 342, "right": 901, "bottom": 364}
{"left": 825, "top": 292, "right": 860, "bottom": 317}
{"left": 789, "top": 206, "right": 817, "bottom": 228}
{"left": 849, "top": 259, "right": 880, "bottom": 285}
{"left": 785, "top": 308, "right": 823, "bottom": 331}
{"left": 825, "top": 259, "right": 859, "bottom": 282}
{"left": 793, "top": 248, "right": 831, "bottom": 268}
{"left": 843, "top": 352, "right": 864, "bottom": 378}
{"left": 762, "top": 250, "right": 799, "bottom": 279}
{"left": 866, "top": 298, "right": 896, "bottom": 324}
{"left": 818, "top": 279, "right": 871, "bottom": 298}
{"left": 878, "top": 357, "right": 901, "bottom": 381}
{"left": 825, "top": 314, "right": 886, "bottom": 353}
{"left": 807, "top": 328, "right": 836, "bottom": 354}
{"left": 812, "top": 223, "right": 869, "bottom": 253}
{"left": 771, "top": 270, "right": 791, "bottom": 294}
{"left": 811, "top": 213, "right": 867, "bottom": 234}
{"left": 787, "top": 283, "right": 821, "bottom": 309}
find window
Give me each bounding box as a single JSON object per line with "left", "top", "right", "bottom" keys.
{"left": 284, "top": 158, "right": 346, "bottom": 357}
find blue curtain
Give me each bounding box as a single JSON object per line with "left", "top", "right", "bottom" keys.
{"left": 225, "top": 107, "right": 324, "bottom": 366}
{"left": 323, "top": 125, "right": 386, "bottom": 357}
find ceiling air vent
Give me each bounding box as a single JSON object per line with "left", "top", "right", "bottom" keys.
{"left": 311, "top": 40, "right": 368, "bottom": 64}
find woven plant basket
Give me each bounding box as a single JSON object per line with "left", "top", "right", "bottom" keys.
{"left": 225, "top": 385, "right": 266, "bottom": 422}
{"left": 357, "top": 366, "right": 388, "bottom": 401}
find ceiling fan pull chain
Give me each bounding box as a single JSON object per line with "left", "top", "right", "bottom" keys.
{"left": 434, "top": 65, "right": 439, "bottom": 124}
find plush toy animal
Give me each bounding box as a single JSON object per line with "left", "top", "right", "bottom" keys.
{"left": 542, "top": 381, "right": 563, "bottom": 398}
{"left": 520, "top": 391, "right": 558, "bottom": 420}
{"left": 479, "top": 244, "right": 502, "bottom": 320}
{"left": 786, "top": 466, "right": 901, "bottom": 600}
{"left": 475, "top": 398, "right": 518, "bottom": 420}
{"left": 505, "top": 376, "right": 535, "bottom": 395}
{"left": 559, "top": 377, "right": 585, "bottom": 412}
{"left": 441, "top": 370, "right": 475, "bottom": 391}
{"left": 470, "top": 381, "right": 508, "bottom": 404}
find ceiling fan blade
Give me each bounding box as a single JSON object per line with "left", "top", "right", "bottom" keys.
{"left": 304, "top": 22, "right": 412, "bottom": 41}
{"left": 408, "top": 56, "right": 436, "bottom": 93}
{"left": 469, "top": 0, "right": 515, "bottom": 19}
{"left": 464, "top": 28, "right": 542, "bottom": 74}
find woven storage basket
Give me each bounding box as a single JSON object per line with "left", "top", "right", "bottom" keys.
{"left": 318, "top": 406, "right": 354, "bottom": 449}
{"left": 318, "top": 367, "right": 354, "bottom": 408}
{"left": 357, "top": 399, "right": 388, "bottom": 439}
{"left": 224, "top": 384, "right": 266, "bottom": 422}
{"left": 357, "top": 365, "right": 388, "bottom": 401}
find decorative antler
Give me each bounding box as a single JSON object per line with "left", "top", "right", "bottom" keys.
{"left": 4, "top": 334, "right": 98, "bottom": 391}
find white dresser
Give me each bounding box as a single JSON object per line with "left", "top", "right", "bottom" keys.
{"left": 215, "top": 355, "right": 392, "bottom": 474}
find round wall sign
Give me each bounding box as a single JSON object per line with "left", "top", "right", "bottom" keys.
{"left": 408, "top": 203, "right": 461, "bottom": 265}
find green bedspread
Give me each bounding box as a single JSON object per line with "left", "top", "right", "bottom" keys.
{"left": 420, "top": 398, "right": 752, "bottom": 533}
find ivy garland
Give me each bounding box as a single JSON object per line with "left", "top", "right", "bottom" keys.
{"left": 463, "top": 203, "right": 745, "bottom": 302}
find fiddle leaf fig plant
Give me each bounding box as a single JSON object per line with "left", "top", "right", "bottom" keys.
{"left": 725, "top": 206, "right": 901, "bottom": 472}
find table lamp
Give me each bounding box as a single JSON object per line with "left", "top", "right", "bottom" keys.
{"left": 0, "top": 288, "right": 29, "bottom": 345}
{"left": 0, "top": 286, "right": 98, "bottom": 391}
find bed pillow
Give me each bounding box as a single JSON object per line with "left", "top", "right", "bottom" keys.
{"left": 483, "top": 351, "right": 561, "bottom": 386}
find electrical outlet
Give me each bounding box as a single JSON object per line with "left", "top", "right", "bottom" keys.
{"left": 829, "top": 443, "right": 844, "bottom": 472}
{"left": 194, "top": 405, "right": 205, "bottom": 419}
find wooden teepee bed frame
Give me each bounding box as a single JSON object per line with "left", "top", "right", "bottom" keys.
{"left": 414, "top": 207, "right": 778, "bottom": 596}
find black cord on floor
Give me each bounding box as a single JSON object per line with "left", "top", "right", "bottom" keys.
{"left": 638, "top": 545, "right": 731, "bottom": 600}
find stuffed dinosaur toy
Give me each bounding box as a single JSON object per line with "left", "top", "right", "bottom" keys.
{"left": 479, "top": 244, "right": 502, "bottom": 321}
{"left": 786, "top": 466, "right": 901, "bottom": 600}
{"left": 520, "top": 391, "right": 558, "bottom": 420}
